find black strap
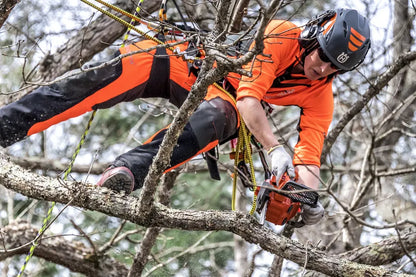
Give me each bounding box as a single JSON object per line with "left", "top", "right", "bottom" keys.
{"left": 270, "top": 61, "right": 311, "bottom": 88}
{"left": 143, "top": 45, "right": 170, "bottom": 97}
{"left": 205, "top": 147, "right": 221, "bottom": 180}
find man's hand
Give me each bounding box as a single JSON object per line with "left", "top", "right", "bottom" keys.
{"left": 267, "top": 145, "right": 295, "bottom": 180}
{"left": 301, "top": 202, "right": 324, "bottom": 225}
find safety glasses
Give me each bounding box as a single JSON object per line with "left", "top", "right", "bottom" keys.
{"left": 317, "top": 47, "right": 339, "bottom": 70}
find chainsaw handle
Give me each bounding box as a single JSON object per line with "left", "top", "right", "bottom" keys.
{"left": 289, "top": 202, "right": 319, "bottom": 228}
{"left": 289, "top": 220, "right": 305, "bottom": 228}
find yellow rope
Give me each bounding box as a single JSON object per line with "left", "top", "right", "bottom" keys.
{"left": 121, "top": 0, "right": 145, "bottom": 46}
{"left": 213, "top": 84, "right": 257, "bottom": 214}
{"left": 81, "top": 0, "right": 165, "bottom": 45}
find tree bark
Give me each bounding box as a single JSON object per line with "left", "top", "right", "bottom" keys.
{"left": 1, "top": 154, "right": 415, "bottom": 277}
{"left": 0, "top": 0, "right": 19, "bottom": 28}
{"left": 229, "top": 0, "right": 250, "bottom": 33}
{"left": 0, "top": 220, "right": 128, "bottom": 277}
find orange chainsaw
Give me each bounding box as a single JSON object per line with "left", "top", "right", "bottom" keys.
{"left": 255, "top": 173, "right": 319, "bottom": 227}
{"left": 233, "top": 136, "right": 320, "bottom": 227}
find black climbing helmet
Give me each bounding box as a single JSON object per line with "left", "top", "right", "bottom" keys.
{"left": 300, "top": 9, "right": 371, "bottom": 71}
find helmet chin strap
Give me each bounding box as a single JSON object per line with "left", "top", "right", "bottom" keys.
{"left": 293, "top": 55, "right": 305, "bottom": 74}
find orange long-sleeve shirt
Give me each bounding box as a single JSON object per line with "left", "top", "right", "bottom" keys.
{"left": 230, "top": 20, "right": 334, "bottom": 167}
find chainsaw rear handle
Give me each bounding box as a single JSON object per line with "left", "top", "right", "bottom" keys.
{"left": 289, "top": 220, "right": 306, "bottom": 228}
{"left": 288, "top": 202, "right": 319, "bottom": 228}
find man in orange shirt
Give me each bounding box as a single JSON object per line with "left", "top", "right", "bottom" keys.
{"left": 0, "top": 9, "right": 370, "bottom": 225}
{"left": 228, "top": 9, "right": 370, "bottom": 224}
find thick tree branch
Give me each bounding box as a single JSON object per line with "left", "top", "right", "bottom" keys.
{"left": 0, "top": 0, "right": 19, "bottom": 28}
{"left": 339, "top": 229, "right": 416, "bottom": 266}
{"left": 137, "top": 0, "right": 234, "bottom": 217}
{"left": 229, "top": 0, "right": 250, "bottom": 33}
{"left": 0, "top": 154, "right": 414, "bottom": 277}
{"left": 0, "top": 220, "right": 128, "bottom": 277}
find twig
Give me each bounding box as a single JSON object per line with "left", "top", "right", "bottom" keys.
{"left": 301, "top": 241, "right": 310, "bottom": 276}
{"left": 245, "top": 248, "right": 263, "bottom": 276}
{"left": 98, "top": 220, "right": 127, "bottom": 253}
{"left": 70, "top": 219, "right": 98, "bottom": 254}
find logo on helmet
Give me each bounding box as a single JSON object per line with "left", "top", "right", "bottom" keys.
{"left": 348, "top": 27, "right": 366, "bottom": 52}
{"left": 337, "top": 52, "right": 349, "bottom": 63}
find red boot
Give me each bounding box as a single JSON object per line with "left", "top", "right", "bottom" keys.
{"left": 96, "top": 166, "right": 135, "bottom": 194}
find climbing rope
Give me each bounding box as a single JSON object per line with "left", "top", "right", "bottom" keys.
{"left": 122, "top": 0, "right": 145, "bottom": 46}
{"left": 81, "top": 0, "right": 165, "bottom": 44}
{"left": 17, "top": 111, "right": 97, "bottom": 277}
{"left": 231, "top": 122, "right": 258, "bottom": 215}
{"left": 214, "top": 87, "right": 258, "bottom": 214}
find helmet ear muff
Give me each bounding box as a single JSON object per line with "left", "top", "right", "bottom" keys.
{"left": 299, "top": 10, "right": 336, "bottom": 49}
{"left": 299, "top": 24, "right": 319, "bottom": 48}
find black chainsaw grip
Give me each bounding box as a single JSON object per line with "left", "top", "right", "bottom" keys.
{"left": 290, "top": 202, "right": 319, "bottom": 228}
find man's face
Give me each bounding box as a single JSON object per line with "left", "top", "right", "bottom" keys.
{"left": 303, "top": 48, "right": 338, "bottom": 80}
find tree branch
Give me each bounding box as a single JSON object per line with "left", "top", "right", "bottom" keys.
{"left": 0, "top": 0, "right": 19, "bottom": 29}
{"left": 0, "top": 153, "right": 414, "bottom": 277}
{"left": 339, "top": 229, "right": 416, "bottom": 266}
{"left": 128, "top": 172, "right": 178, "bottom": 276}
{"left": 229, "top": 0, "right": 250, "bottom": 33}
{"left": 0, "top": 220, "right": 128, "bottom": 277}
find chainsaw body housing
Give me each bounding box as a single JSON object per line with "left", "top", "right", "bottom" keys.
{"left": 256, "top": 174, "right": 319, "bottom": 226}
{"left": 264, "top": 185, "right": 301, "bottom": 225}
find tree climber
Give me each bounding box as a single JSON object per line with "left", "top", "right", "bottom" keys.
{"left": 0, "top": 9, "right": 371, "bottom": 226}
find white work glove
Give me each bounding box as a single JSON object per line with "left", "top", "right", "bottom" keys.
{"left": 267, "top": 145, "right": 295, "bottom": 180}
{"left": 301, "top": 202, "right": 325, "bottom": 225}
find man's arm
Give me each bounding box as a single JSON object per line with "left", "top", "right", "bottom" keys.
{"left": 237, "top": 95, "right": 324, "bottom": 225}
{"left": 295, "top": 164, "right": 320, "bottom": 189}
{"left": 237, "top": 95, "right": 321, "bottom": 189}
{"left": 236, "top": 95, "right": 296, "bottom": 180}
{"left": 236, "top": 96, "right": 277, "bottom": 151}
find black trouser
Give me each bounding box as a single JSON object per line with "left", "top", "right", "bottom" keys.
{"left": 113, "top": 98, "right": 238, "bottom": 189}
